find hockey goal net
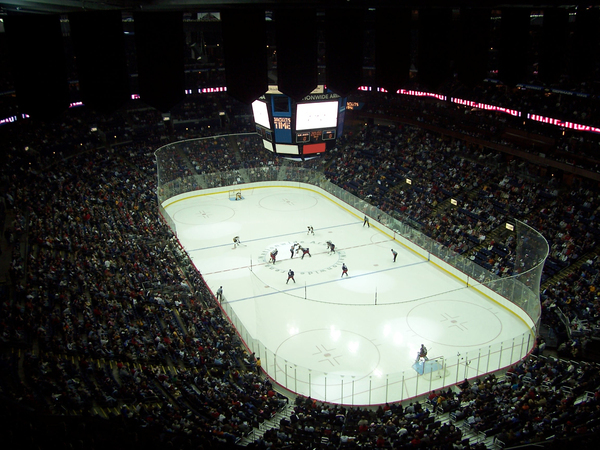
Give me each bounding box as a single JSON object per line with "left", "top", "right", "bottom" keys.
{"left": 229, "top": 189, "right": 243, "bottom": 201}
{"left": 422, "top": 356, "right": 450, "bottom": 381}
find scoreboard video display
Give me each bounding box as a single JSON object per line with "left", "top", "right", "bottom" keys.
{"left": 251, "top": 100, "right": 270, "bottom": 129}
{"left": 252, "top": 85, "right": 346, "bottom": 158}
{"left": 296, "top": 101, "right": 339, "bottom": 130}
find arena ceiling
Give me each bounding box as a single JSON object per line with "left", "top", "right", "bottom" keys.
{"left": 0, "top": 1, "right": 578, "bottom": 15}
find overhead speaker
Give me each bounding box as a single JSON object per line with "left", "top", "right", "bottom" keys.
{"left": 221, "top": 8, "right": 268, "bottom": 104}
{"left": 134, "top": 12, "right": 184, "bottom": 112}
{"left": 69, "top": 11, "right": 130, "bottom": 113}
{"left": 275, "top": 8, "right": 318, "bottom": 101}
{"left": 325, "top": 8, "right": 364, "bottom": 97}
{"left": 4, "top": 14, "right": 69, "bottom": 119}
{"left": 376, "top": 8, "right": 411, "bottom": 92}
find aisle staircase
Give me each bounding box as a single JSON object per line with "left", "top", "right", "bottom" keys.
{"left": 238, "top": 401, "right": 295, "bottom": 446}
{"left": 541, "top": 245, "right": 600, "bottom": 289}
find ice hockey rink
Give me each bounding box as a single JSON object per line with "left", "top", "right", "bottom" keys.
{"left": 162, "top": 184, "right": 535, "bottom": 406}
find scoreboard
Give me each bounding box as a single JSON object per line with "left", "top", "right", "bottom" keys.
{"left": 252, "top": 85, "right": 346, "bottom": 157}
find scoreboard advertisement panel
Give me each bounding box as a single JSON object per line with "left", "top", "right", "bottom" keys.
{"left": 273, "top": 116, "right": 292, "bottom": 144}
{"left": 296, "top": 131, "right": 310, "bottom": 144}
{"left": 253, "top": 86, "right": 346, "bottom": 158}
{"left": 303, "top": 142, "right": 326, "bottom": 154}
{"left": 271, "top": 95, "right": 293, "bottom": 144}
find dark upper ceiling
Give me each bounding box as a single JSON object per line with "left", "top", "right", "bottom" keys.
{"left": 0, "top": 1, "right": 576, "bottom": 15}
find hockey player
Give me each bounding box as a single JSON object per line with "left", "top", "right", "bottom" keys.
{"left": 391, "top": 249, "right": 398, "bottom": 262}
{"left": 286, "top": 269, "right": 295, "bottom": 284}
{"left": 233, "top": 236, "right": 241, "bottom": 248}
{"left": 307, "top": 226, "right": 314, "bottom": 235}
{"left": 416, "top": 344, "right": 428, "bottom": 362}
{"left": 270, "top": 249, "right": 278, "bottom": 264}
{"left": 341, "top": 263, "right": 348, "bottom": 277}
{"left": 363, "top": 215, "right": 370, "bottom": 227}
{"left": 326, "top": 241, "right": 336, "bottom": 254}
{"left": 299, "top": 246, "right": 311, "bottom": 259}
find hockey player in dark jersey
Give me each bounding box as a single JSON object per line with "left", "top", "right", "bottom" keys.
{"left": 326, "top": 241, "right": 336, "bottom": 254}
{"left": 341, "top": 263, "right": 349, "bottom": 277}
{"left": 299, "top": 246, "right": 311, "bottom": 259}
{"left": 286, "top": 269, "right": 295, "bottom": 284}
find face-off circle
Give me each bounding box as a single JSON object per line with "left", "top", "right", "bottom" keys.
{"left": 172, "top": 204, "right": 236, "bottom": 225}
{"left": 261, "top": 240, "right": 346, "bottom": 274}
{"left": 275, "top": 328, "right": 381, "bottom": 382}
{"left": 258, "top": 193, "right": 319, "bottom": 212}
{"left": 407, "top": 299, "right": 503, "bottom": 347}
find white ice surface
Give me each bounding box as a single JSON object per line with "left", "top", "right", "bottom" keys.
{"left": 164, "top": 186, "right": 533, "bottom": 405}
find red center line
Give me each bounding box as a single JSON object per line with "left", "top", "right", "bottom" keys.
{"left": 202, "top": 239, "right": 391, "bottom": 275}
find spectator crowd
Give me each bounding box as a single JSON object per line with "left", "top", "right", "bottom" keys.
{"left": 1, "top": 88, "right": 600, "bottom": 450}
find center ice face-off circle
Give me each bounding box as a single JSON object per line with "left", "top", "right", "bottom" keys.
{"left": 261, "top": 240, "right": 345, "bottom": 274}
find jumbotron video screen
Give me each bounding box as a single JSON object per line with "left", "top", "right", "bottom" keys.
{"left": 252, "top": 85, "right": 346, "bottom": 157}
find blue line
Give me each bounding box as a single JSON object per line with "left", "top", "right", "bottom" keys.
{"left": 187, "top": 221, "right": 360, "bottom": 252}
{"left": 227, "top": 260, "right": 428, "bottom": 305}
